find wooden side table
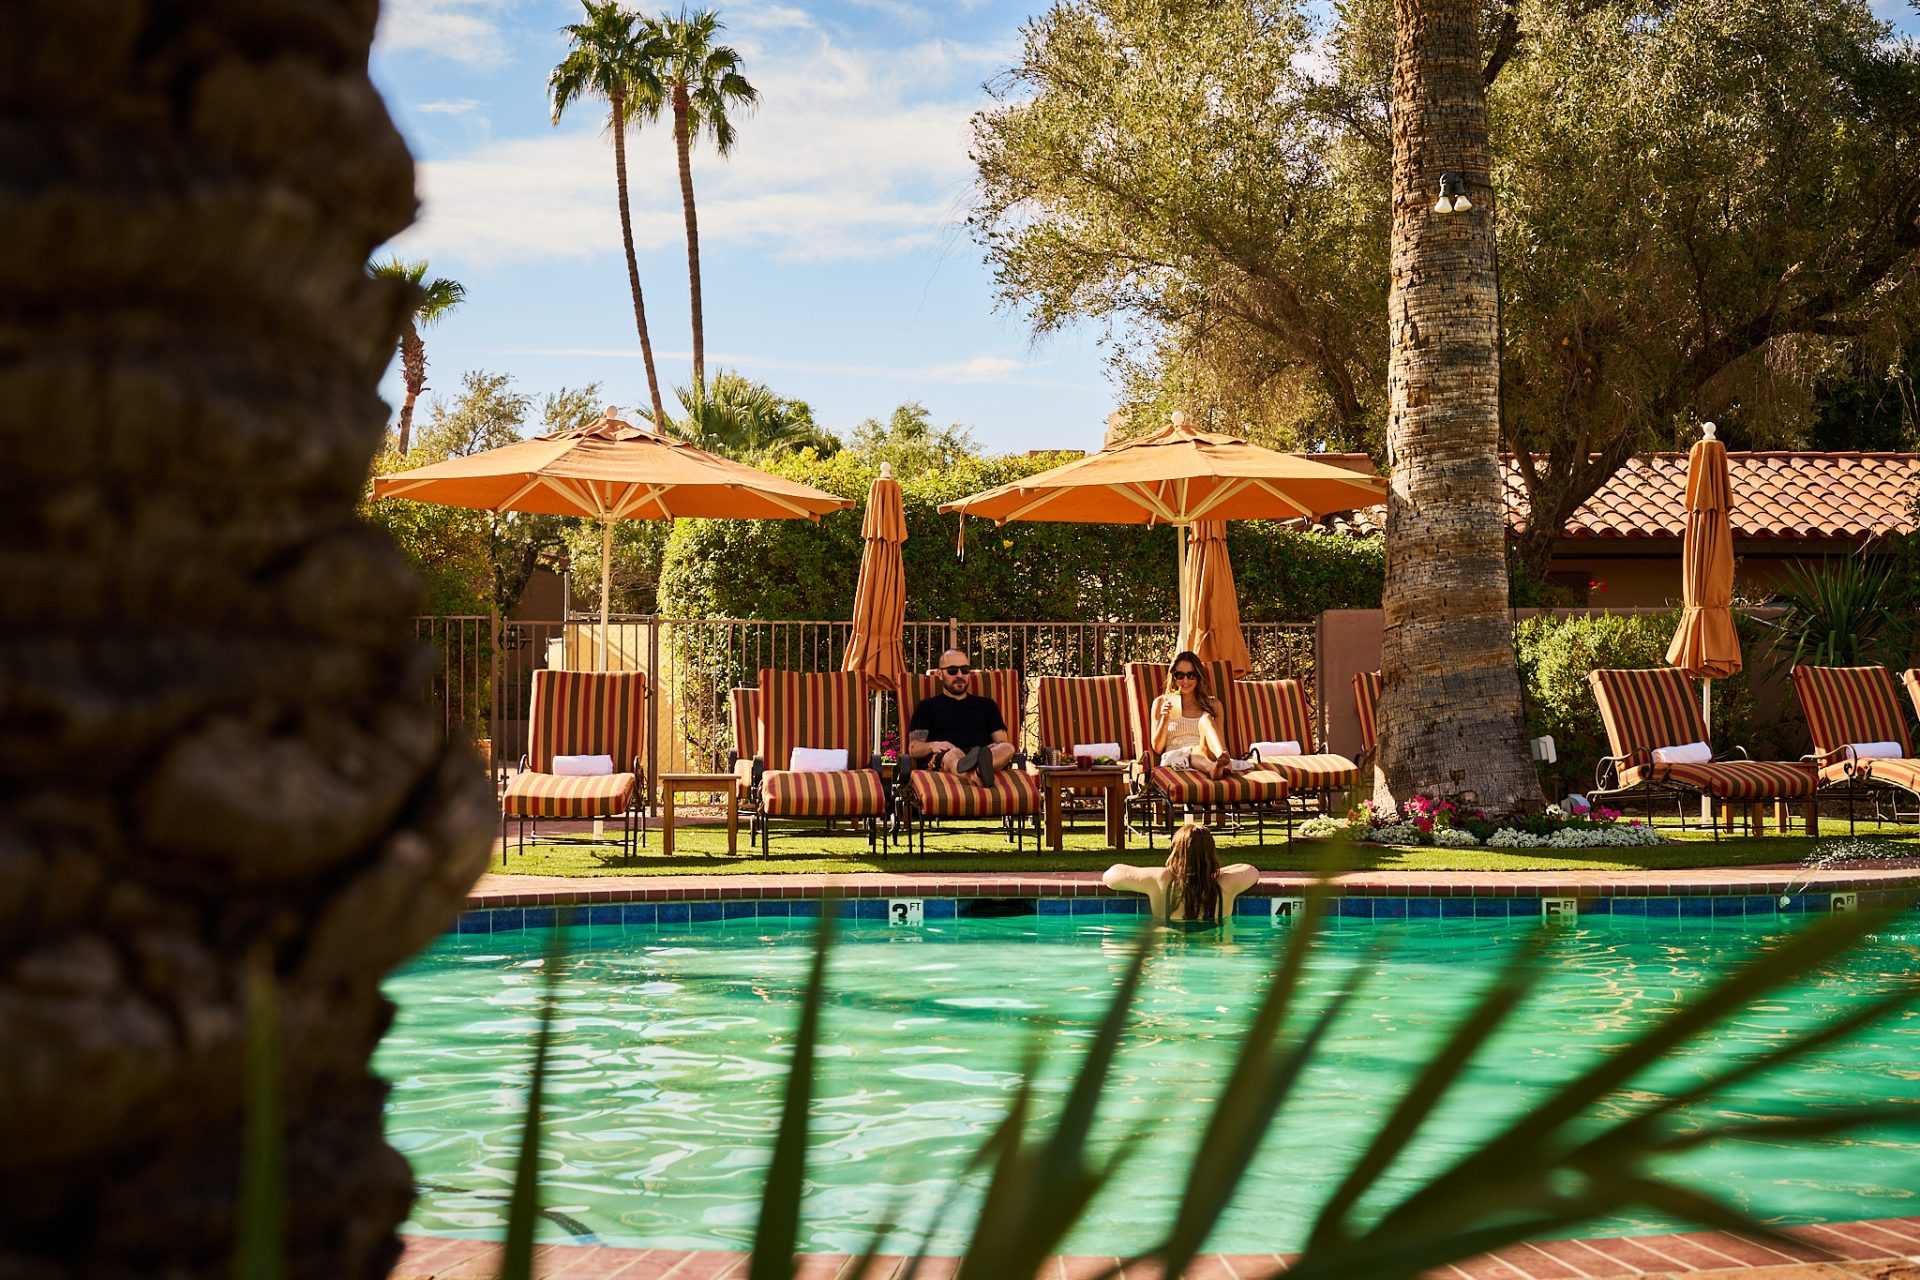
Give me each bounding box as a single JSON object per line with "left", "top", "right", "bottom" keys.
{"left": 1037, "top": 766, "right": 1128, "bottom": 852}
{"left": 659, "top": 772, "right": 741, "bottom": 856}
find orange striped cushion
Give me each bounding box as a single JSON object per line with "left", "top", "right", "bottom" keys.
{"left": 730, "top": 687, "right": 758, "bottom": 762}
{"left": 909, "top": 768, "right": 1041, "bottom": 817}
{"left": 502, "top": 770, "right": 638, "bottom": 819}
{"left": 1618, "top": 759, "right": 1817, "bottom": 800}
{"left": 1232, "top": 679, "right": 1315, "bottom": 754}
{"left": 757, "top": 669, "right": 870, "bottom": 769}
{"left": 762, "top": 767, "right": 890, "bottom": 817}
{"left": 1124, "top": 661, "right": 1236, "bottom": 760}
{"left": 526, "top": 670, "right": 648, "bottom": 773}
{"left": 1791, "top": 666, "right": 1913, "bottom": 756}
{"left": 1036, "top": 675, "right": 1132, "bottom": 758}
{"left": 1818, "top": 756, "right": 1920, "bottom": 792}
{"left": 1904, "top": 669, "right": 1920, "bottom": 722}
{"left": 1149, "top": 764, "right": 1288, "bottom": 804}
{"left": 1261, "top": 753, "right": 1359, "bottom": 791}
{"left": 1588, "top": 668, "right": 1709, "bottom": 760}
{"left": 1353, "top": 671, "right": 1381, "bottom": 752}
{"left": 901, "top": 669, "right": 1024, "bottom": 752}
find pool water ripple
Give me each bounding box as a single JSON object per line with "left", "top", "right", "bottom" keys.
{"left": 379, "top": 913, "right": 1920, "bottom": 1255}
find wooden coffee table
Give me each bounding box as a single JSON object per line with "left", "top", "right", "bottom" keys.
{"left": 1037, "top": 766, "right": 1129, "bottom": 852}
{"left": 658, "top": 772, "right": 741, "bottom": 856}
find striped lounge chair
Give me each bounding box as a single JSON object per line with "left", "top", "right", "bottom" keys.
{"left": 1907, "top": 669, "right": 1920, "bottom": 722}
{"left": 1353, "top": 670, "right": 1381, "bottom": 771}
{"left": 1122, "top": 662, "right": 1290, "bottom": 845}
{"left": 500, "top": 669, "right": 648, "bottom": 862}
{"left": 728, "top": 685, "right": 762, "bottom": 827}
{"left": 1034, "top": 673, "right": 1146, "bottom": 845}
{"left": 748, "top": 669, "right": 889, "bottom": 853}
{"left": 898, "top": 668, "right": 1041, "bottom": 854}
{"left": 1790, "top": 665, "right": 1920, "bottom": 826}
{"left": 1586, "top": 667, "right": 1818, "bottom": 832}
{"left": 1231, "top": 677, "right": 1359, "bottom": 809}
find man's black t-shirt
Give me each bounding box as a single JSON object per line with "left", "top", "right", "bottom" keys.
{"left": 908, "top": 693, "right": 1007, "bottom": 752}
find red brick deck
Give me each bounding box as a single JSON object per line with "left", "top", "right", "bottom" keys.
{"left": 393, "top": 1215, "right": 1920, "bottom": 1278}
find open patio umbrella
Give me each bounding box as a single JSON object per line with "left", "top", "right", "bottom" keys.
{"left": 372, "top": 412, "right": 851, "bottom": 667}
{"left": 844, "top": 462, "right": 908, "bottom": 694}
{"left": 1665, "top": 421, "right": 1743, "bottom": 749}
{"left": 941, "top": 413, "right": 1387, "bottom": 664}
{"left": 1180, "top": 519, "right": 1252, "bottom": 671}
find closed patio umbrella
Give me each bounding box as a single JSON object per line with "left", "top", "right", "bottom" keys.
{"left": 1181, "top": 520, "right": 1252, "bottom": 671}
{"left": 372, "top": 411, "right": 851, "bottom": 667}
{"left": 1665, "top": 421, "right": 1742, "bottom": 814}
{"left": 844, "top": 462, "right": 908, "bottom": 694}
{"left": 941, "top": 412, "right": 1386, "bottom": 670}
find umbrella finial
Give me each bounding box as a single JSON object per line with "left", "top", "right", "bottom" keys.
{"left": 879, "top": 461, "right": 893, "bottom": 478}
{"left": 1171, "top": 410, "right": 1189, "bottom": 429}
{"left": 1701, "top": 420, "right": 1717, "bottom": 440}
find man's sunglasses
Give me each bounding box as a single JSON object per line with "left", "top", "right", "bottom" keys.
{"left": 943, "top": 665, "right": 972, "bottom": 675}
{"left": 1171, "top": 669, "right": 1199, "bottom": 680}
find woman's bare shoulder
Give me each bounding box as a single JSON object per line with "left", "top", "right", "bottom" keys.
{"left": 1217, "top": 863, "right": 1260, "bottom": 891}
{"left": 1104, "top": 863, "right": 1167, "bottom": 892}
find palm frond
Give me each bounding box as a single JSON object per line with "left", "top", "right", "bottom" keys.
{"left": 233, "top": 946, "right": 285, "bottom": 1280}
{"left": 749, "top": 914, "right": 836, "bottom": 1280}
{"left": 496, "top": 930, "right": 567, "bottom": 1280}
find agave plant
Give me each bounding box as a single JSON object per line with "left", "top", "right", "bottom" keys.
{"left": 465, "top": 875, "right": 1920, "bottom": 1280}
{"left": 1767, "top": 553, "right": 1910, "bottom": 669}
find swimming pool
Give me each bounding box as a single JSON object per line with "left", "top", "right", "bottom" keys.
{"left": 378, "top": 910, "right": 1920, "bottom": 1256}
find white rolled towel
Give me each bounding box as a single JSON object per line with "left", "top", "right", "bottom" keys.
{"left": 1250, "top": 740, "right": 1303, "bottom": 758}
{"left": 552, "top": 754, "right": 614, "bottom": 776}
{"left": 789, "top": 746, "right": 850, "bottom": 772}
{"left": 1650, "top": 741, "right": 1712, "bottom": 765}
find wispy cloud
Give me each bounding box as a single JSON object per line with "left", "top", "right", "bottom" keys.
{"left": 417, "top": 97, "right": 485, "bottom": 115}
{"left": 490, "top": 346, "right": 1099, "bottom": 390}
{"left": 391, "top": 26, "right": 1004, "bottom": 266}
{"left": 375, "top": 0, "right": 515, "bottom": 65}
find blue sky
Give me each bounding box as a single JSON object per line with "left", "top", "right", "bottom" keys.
{"left": 370, "top": 0, "right": 1920, "bottom": 456}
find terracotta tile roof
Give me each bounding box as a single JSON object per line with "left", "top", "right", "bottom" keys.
{"left": 1516, "top": 452, "right": 1919, "bottom": 542}
{"left": 1310, "top": 453, "right": 1919, "bottom": 543}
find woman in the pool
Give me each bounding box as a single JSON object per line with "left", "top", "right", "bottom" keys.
{"left": 1103, "top": 823, "right": 1258, "bottom": 923}
{"left": 1148, "top": 651, "right": 1239, "bottom": 780}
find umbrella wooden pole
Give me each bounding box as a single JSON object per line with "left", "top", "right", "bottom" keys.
{"left": 1175, "top": 524, "right": 1188, "bottom": 653}
{"left": 1701, "top": 678, "right": 1713, "bottom": 824}
{"left": 599, "top": 515, "right": 612, "bottom": 672}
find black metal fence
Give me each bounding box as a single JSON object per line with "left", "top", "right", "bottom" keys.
{"left": 416, "top": 615, "right": 1315, "bottom": 804}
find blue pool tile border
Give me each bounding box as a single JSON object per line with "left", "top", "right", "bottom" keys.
{"left": 446, "top": 887, "right": 1886, "bottom": 935}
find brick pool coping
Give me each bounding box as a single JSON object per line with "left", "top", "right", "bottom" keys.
{"left": 466, "top": 865, "right": 1920, "bottom": 911}
{"left": 394, "top": 1213, "right": 1920, "bottom": 1278}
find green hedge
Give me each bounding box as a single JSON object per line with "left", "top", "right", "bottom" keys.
{"left": 1513, "top": 611, "right": 1797, "bottom": 799}
{"left": 657, "top": 450, "right": 1385, "bottom": 622}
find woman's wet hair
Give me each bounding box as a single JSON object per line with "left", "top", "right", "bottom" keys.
{"left": 1165, "top": 822, "right": 1223, "bottom": 922}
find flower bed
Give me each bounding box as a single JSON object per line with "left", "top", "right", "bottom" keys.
{"left": 1300, "top": 795, "right": 1667, "bottom": 849}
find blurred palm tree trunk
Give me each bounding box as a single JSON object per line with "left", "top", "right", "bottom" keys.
{"left": 0, "top": 2, "right": 494, "bottom": 1276}
{"left": 1376, "top": 0, "right": 1542, "bottom": 813}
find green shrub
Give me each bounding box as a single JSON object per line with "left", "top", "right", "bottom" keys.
{"left": 657, "top": 450, "right": 1385, "bottom": 623}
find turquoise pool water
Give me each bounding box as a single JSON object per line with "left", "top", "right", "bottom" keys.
{"left": 378, "top": 912, "right": 1920, "bottom": 1255}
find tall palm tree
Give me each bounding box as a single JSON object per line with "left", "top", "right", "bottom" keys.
{"left": 550, "top": 0, "right": 671, "bottom": 429}
{"left": 371, "top": 256, "right": 465, "bottom": 454}
{"left": 1375, "top": 0, "right": 1542, "bottom": 814}
{"left": 2, "top": 1, "right": 493, "bottom": 1274}
{"left": 642, "top": 8, "right": 758, "bottom": 403}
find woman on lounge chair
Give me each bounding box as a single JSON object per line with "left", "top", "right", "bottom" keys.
{"left": 1103, "top": 822, "right": 1259, "bottom": 923}
{"left": 1149, "top": 650, "right": 1236, "bottom": 779}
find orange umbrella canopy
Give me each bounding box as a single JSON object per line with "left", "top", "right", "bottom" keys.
{"left": 371, "top": 414, "right": 852, "bottom": 521}
{"left": 844, "top": 466, "right": 908, "bottom": 693}
{"left": 938, "top": 414, "right": 1387, "bottom": 526}
{"left": 1180, "top": 520, "right": 1252, "bottom": 672}
{"left": 1665, "top": 428, "right": 1743, "bottom": 680}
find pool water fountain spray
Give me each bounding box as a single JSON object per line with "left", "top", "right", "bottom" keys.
{"left": 1779, "top": 837, "right": 1920, "bottom": 907}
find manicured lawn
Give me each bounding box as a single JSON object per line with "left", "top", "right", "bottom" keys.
{"left": 492, "top": 817, "right": 1920, "bottom": 877}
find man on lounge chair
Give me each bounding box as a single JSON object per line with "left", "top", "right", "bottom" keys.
{"left": 908, "top": 649, "right": 1015, "bottom": 787}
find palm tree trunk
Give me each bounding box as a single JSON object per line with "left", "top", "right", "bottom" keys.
{"left": 611, "top": 89, "right": 670, "bottom": 428}
{"left": 1, "top": 3, "right": 494, "bottom": 1275}
{"left": 398, "top": 321, "right": 426, "bottom": 453}
{"left": 1376, "top": 0, "right": 1542, "bottom": 813}
{"left": 673, "top": 86, "right": 706, "bottom": 404}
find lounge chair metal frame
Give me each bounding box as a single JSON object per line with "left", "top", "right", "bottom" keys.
{"left": 896, "top": 668, "right": 1041, "bottom": 857}
{"left": 499, "top": 669, "right": 649, "bottom": 864}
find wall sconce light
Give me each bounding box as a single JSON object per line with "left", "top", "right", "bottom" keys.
{"left": 1432, "top": 172, "right": 1473, "bottom": 214}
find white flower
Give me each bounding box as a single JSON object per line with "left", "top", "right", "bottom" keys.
{"left": 1434, "top": 826, "right": 1481, "bottom": 847}
{"left": 1298, "top": 816, "right": 1351, "bottom": 840}
{"left": 1366, "top": 822, "right": 1427, "bottom": 846}
{"left": 1487, "top": 827, "right": 1549, "bottom": 848}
